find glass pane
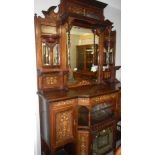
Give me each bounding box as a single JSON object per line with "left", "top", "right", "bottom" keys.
{"left": 53, "top": 44, "right": 60, "bottom": 66}
{"left": 91, "top": 103, "right": 114, "bottom": 125}
{"left": 109, "top": 49, "right": 113, "bottom": 65}
{"left": 42, "top": 42, "right": 50, "bottom": 66}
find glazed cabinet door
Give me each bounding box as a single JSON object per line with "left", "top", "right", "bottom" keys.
{"left": 49, "top": 99, "right": 78, "bottom": 150}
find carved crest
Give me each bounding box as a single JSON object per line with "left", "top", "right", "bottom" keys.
{"left": 42, "top": 6, "right": 58, "bottom": 21}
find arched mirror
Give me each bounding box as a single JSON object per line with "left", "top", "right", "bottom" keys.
{"left": 67, "top": 26, "right": 99, "bottom": 80}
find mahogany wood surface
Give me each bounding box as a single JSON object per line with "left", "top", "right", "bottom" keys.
{"left": 40, "top": 83, "right": 119, "bottom": 103}
{"left": 35, "top": 0, "right": 121, "bottom": 154}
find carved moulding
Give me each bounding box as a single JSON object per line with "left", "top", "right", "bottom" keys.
{"left": 42, "top": 6, "right": 60, "bottom": 25}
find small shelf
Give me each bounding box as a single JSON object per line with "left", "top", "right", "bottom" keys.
{"left": 41, "top": 34, "right": 60, "bottom": 43}
{"left": 37, "top": 68, "right": 69, "bottom": 75}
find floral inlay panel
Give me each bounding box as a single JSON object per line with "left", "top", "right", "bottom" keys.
{"left": 78, "top": 131, "right": 89, "bottom": 155}
{"left": 56, "top": 110, "right": 73, "bottom": 144}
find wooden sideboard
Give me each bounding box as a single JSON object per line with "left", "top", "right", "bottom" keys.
{"left": 38, "top": 84, "right": 120, "bottom": 155}
{"left": 34, "top": 0, "right": 121, "bottom": 154}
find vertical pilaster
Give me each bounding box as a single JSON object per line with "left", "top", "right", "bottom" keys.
{"left": 34, "top": 15, "right": 42, "bottom": 69}
{"left": 97, "top": 31, "right": 104, "bottom": 84}
{"left": 60, "top": 24, "right": 67, "bottom": 69}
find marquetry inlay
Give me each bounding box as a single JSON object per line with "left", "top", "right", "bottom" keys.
{"left": 52, "top": 99, "right": 76, "bottom": 108}
{"left": 91, "top": 93, "right": 116, "bottom": 106}
{"left": 56, "top": 110, "right": 73, "bottom": 144}
{"left": 70, "top": 80, "right": 92, "bottom": 88}
{"left": 46, "top": 76, "right": 57, "bottom": 85}
{"left": 78, "top": 98, "right": 90, "bottom": 106}
{"left": 78, "top": 131, "right": 89, "bottom": 155}
{"left": 69, "top": 80, "right": 96, "bottom": 88}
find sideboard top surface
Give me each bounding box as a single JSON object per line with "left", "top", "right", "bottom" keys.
{"left": 39, "top": 83, "right": 120, "bottom": 103}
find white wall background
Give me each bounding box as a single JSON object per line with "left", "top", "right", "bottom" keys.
{"left": 34, "top": 1, "right": 121, "bottom": 155}
{"left": 104, "top": 6, "right": 121, "bottom": 81}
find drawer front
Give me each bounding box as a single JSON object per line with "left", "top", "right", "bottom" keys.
{"left": 49, "top": 99, "right": 77, "bottom": 149}
{"left": 78, "top": 93, "right": 117, "bottom": 107}
{"left": 90, "top": 93, "right": 117, "bottom": 106}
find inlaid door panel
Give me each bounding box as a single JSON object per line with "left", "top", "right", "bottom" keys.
{"left": 49, "top": 100, "right": 77, "bottom": 150}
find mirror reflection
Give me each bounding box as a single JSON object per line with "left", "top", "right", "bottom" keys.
{"left": 42, "top": 40, "right": 60, "bottom": 67}
{"left": 103, "top": 30, "right": 114, "bottom": 67}
{"left": 42, "top": 42, "right": 50, "bottom": 66}
{"left": 69, "top": 26, "right": 99, "bottom": 80}
{"left": 53, "top": 44, "right": 60, "bottom": 66}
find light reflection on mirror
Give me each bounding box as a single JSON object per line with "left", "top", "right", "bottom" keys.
{"left": 53, "top": 44, "right": 60, "bottom": 66}
{"left": 69, "top": 26, "right": 99, "bottom": 80}
{"left": 104, "top": 44, "right": 113, "bottom": 66}
{"left": 42, "top": 42, "right": 50, "bottom": 66}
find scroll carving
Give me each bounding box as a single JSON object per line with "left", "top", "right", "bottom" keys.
{"left": 42, "top": 6, "right": 59, "bottom": 22}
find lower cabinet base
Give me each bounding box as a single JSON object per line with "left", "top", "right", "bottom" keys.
{"left": 41, "top": 140, "right": 76, "bottom": 155}
{"left": 41, "top": 124, "right": 116, "bottom": 155}
{"left": 77, "top": 122, "right": 116, "bottom": 155}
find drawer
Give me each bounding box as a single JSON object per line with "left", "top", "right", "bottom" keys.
{"left": 90, "top": 93, "right": 117, "bottom": 106}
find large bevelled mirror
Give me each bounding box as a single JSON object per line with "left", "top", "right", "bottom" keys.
{"left": 68, "top": 26, "right": 99, "bottom": 80}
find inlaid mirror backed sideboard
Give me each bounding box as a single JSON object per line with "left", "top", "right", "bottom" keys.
{"left": 34, "top": 0, "right": 121, "bottom": 155}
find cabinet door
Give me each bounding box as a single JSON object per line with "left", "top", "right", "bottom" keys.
{"left": 92, "top": 125, "right": 115, "bottom": 155}
{"left": 49, "top": 100, "right": 77, "bottom": 150}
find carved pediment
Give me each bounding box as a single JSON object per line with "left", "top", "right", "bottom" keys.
{"left": 41, "top": 6, "right": 60, "bottom": 25}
